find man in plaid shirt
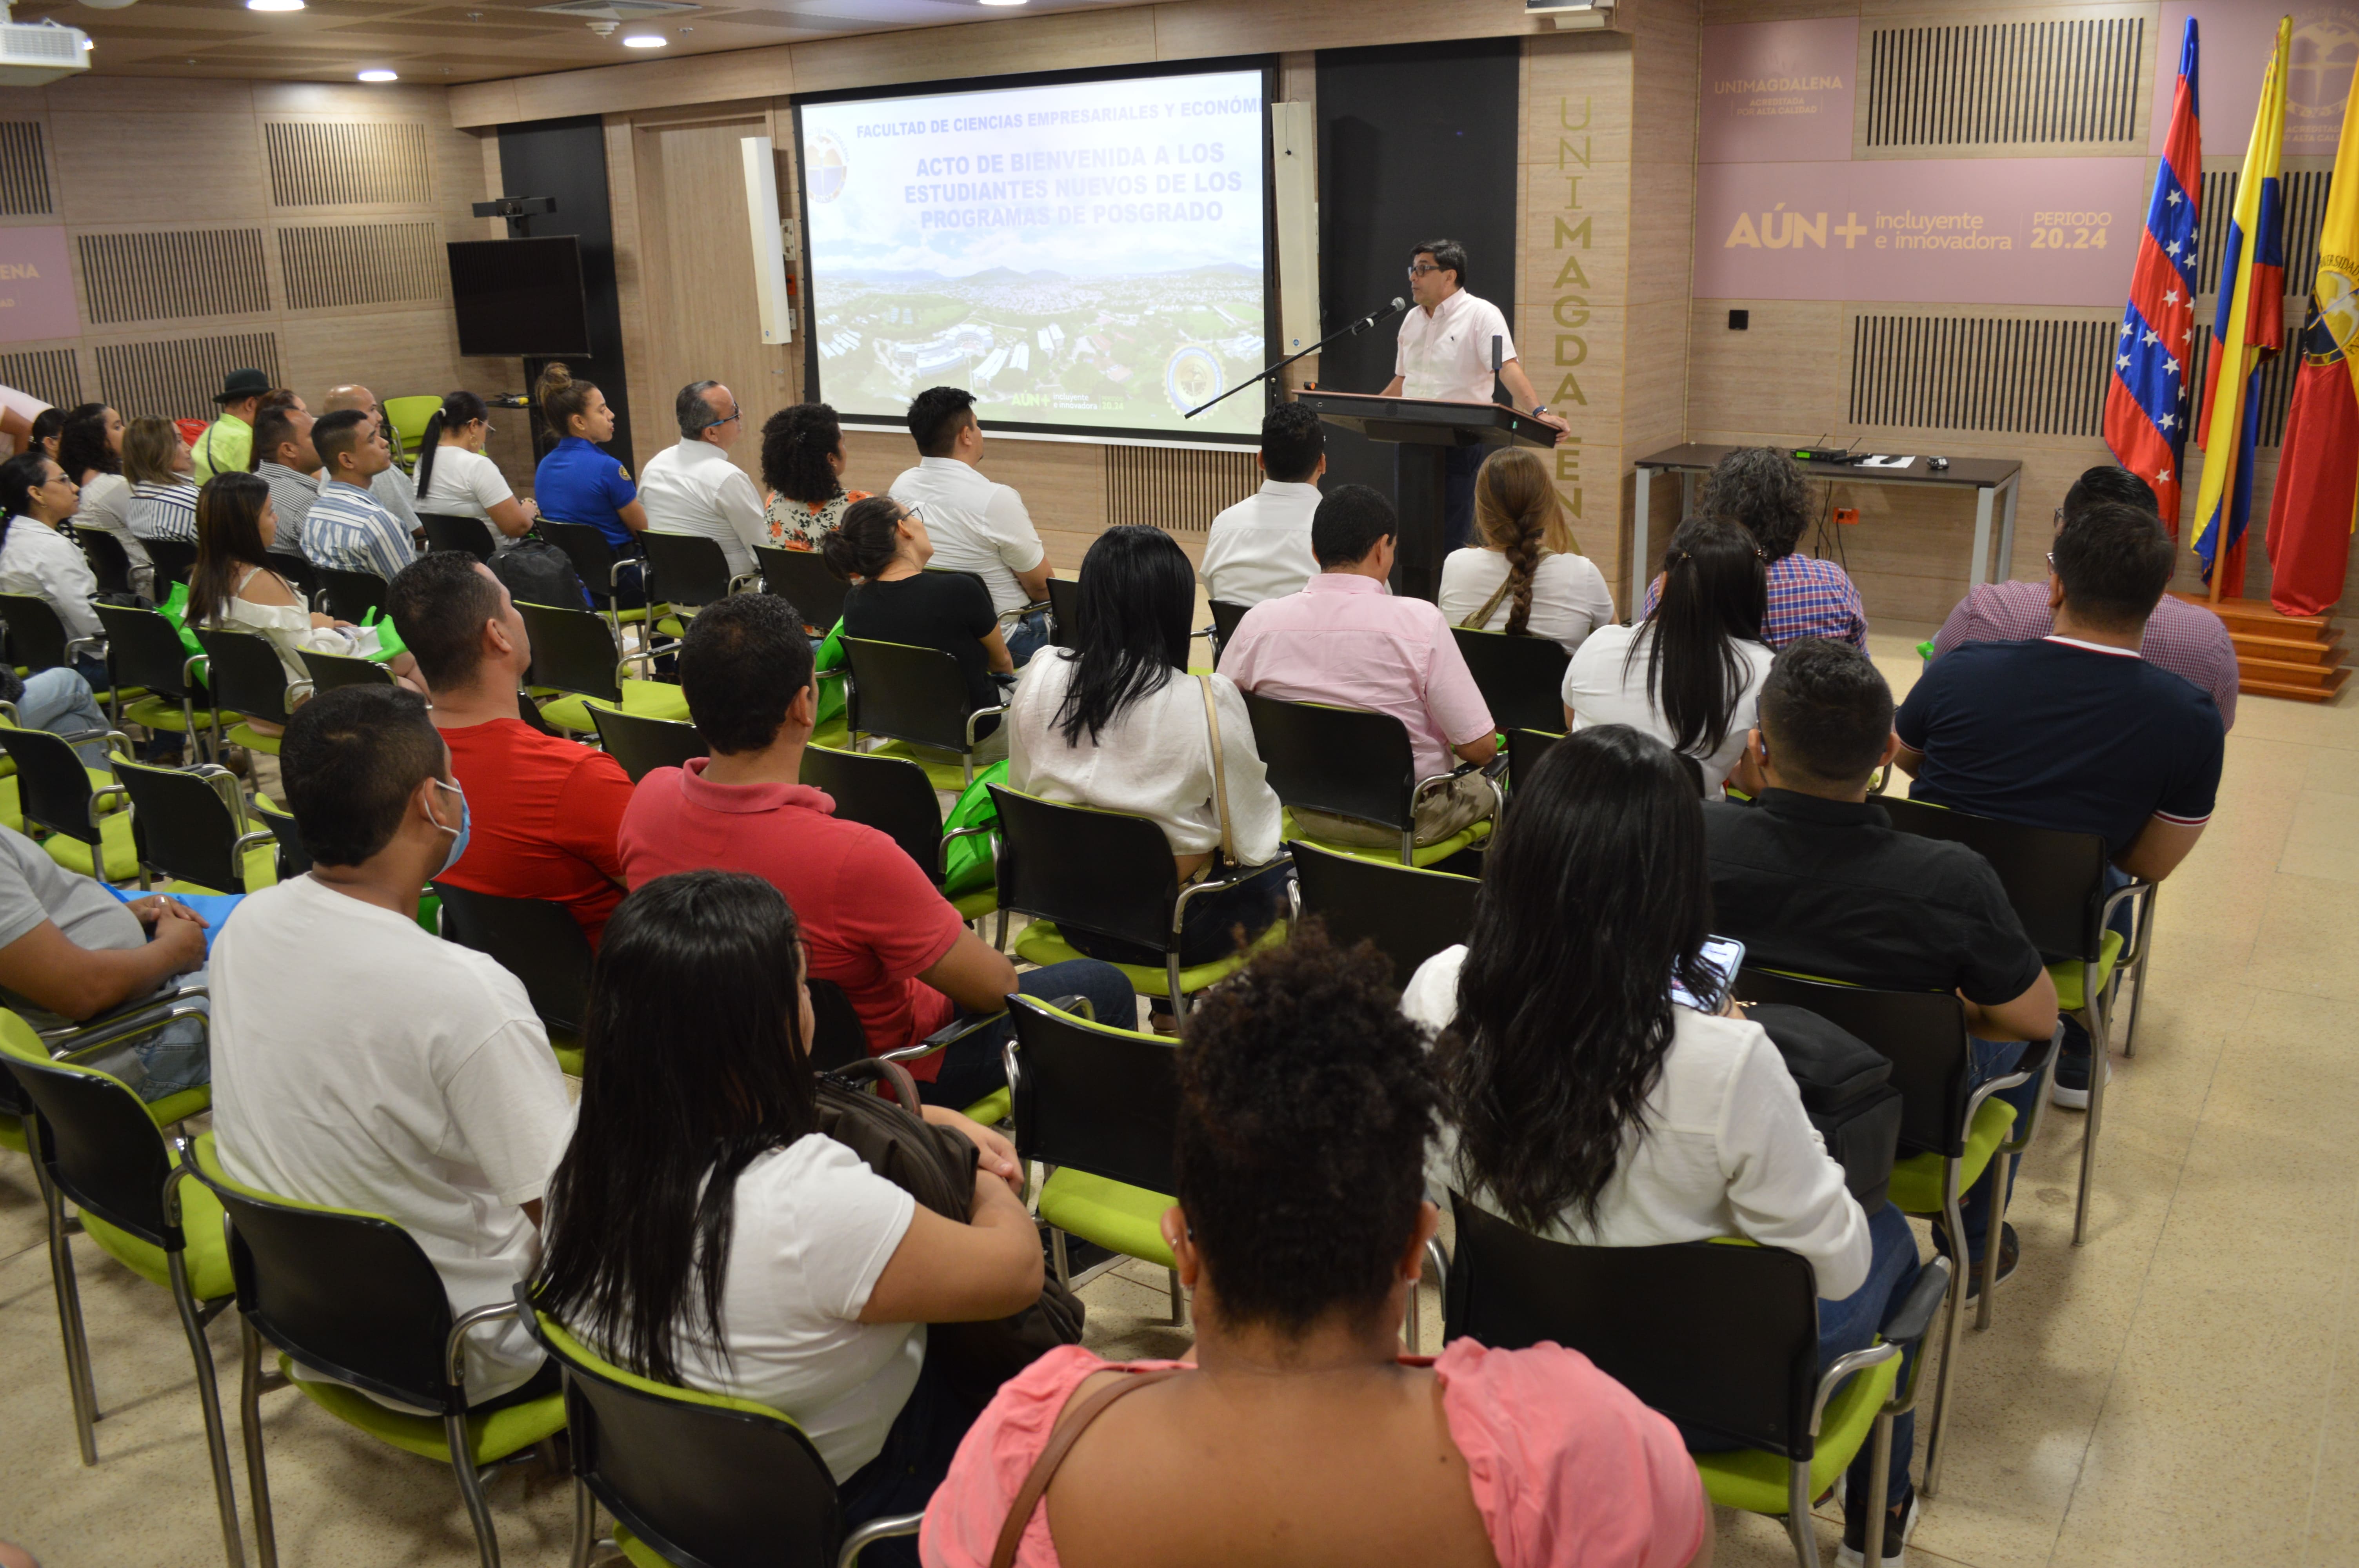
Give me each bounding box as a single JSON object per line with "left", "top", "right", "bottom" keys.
{"left": 1641, "top": 447, "right": 1868, "bottom": 648}
{"left": 1931, "top": 466, "right": 2238, "bottom": 728}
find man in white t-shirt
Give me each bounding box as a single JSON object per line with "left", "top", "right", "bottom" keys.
{"left": 1200, "top": 401, "right": 1325, "bottom": 608}
{"left": 209, "top": 683, "right": 573, "bottom": 1407}
{"left": 639, "top": 380, "right": 769, "bottom": 577}
{"left": 1378, "top": 240, "right": 1568, "bottom": 552}
{"left": 888, "top": 387, "right": 1054, "bottom": 664}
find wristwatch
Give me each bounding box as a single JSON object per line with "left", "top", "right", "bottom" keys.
{"left": 1531, "top": 405, "right": 1549, "bottom": 416}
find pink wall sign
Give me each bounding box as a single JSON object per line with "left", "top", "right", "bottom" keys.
{"left": 1700, "top": 18, "right": 1860, "bottom": 164}
{"left": 1693, "top": 159, "right": 2150, "bottom": 306}
{"left": 2155, "top": 2, "right": 2359, "bottom": 157}
{"left": 0, "top": 228, "right": 77, "bottom": 346}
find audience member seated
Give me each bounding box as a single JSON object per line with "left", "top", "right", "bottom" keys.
{"left": 889, "top": 387, "right": 1054, "bottom": 663}
{"left": 1896, "top": 501, "right": 2224, "bottom": 1111}
{"left": 1406, "top": 724, "right": 1914, "bottom": 1567}
{"left": 1563, "top": 515, "right": 1771, "bottom": 795}
{"left": 0, "top": 453, "right": 107, "bottom": 690}
{"left": 304, "top": 408, "right": 416, "bottom": 581}
{"left": 532, "top": 363, "right": 645, "bottom": 545}
{"left": 1440, "top": 445, "right": 1616, "bottom": 655}
{"left": 250, "top": 401, "right": 320, "bottom": 568}
{"left": 763, "top": 401, "right": 870, "bottom": 549}
{"left": 823, "top": 496, "right": 1012, "bottom": 736}
{"left": 536, "top": 870, "right": 1041, "bottom": 1558}
{"left": 192, "top": 367, "right": 267, "bottom": 485}
{"left": 1933, "top": 466, "right": 2238, "bottom": 728}
{"left": 639, "top": 379, "right": 767, "bottom": 577}
{"left": 1198, "top": 402, "right": 1324, "bottom": 607}
{"left": 123, "top": 416, "right": 200, "bottom": 548}
{"left": 0, "top": 821, "right": 208, "bottom": 1102}
{"left": 57, "top": 403, "right": 143, "bottom": 593}
{"left": 617, "top": 593, "right": 1134, "bottom": 1107}
{"left": 1008, "top": 525, "right": 1290, "bottom": 968}
{"left": 413, "top": 390, "right": 539, "bottom": 543}
{"left": 322, "top": 385, "right": 423, "bottom": 533}
{"left": 4, "top": 661, "right": 110, "bottom": 767}
{"left": 1641, "top": 447, "right": 1866, "bottom": 650}
{"left": 1708, "top": 637, "right": 2059, "bottom": 1283}
{"left": 387, "top": 551, "right": 632, "bottom": 946}
{"left": 926, "top": 928, "right": 1712, "bottom": 1568}
{"left": 26, "top": 407, "right": 64, "bottom": 465}
{"left": 1221, "top": 484, "right": 1498, "bottom": 848}
{"left": 211, "top": 684, "right": 574, "bottom": 1408}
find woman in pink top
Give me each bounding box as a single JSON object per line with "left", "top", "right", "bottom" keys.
{"left": 920, "top": 930, "right": 1712, "bottom": 1568}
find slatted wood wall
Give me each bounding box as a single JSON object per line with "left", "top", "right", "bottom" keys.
{"left": 1862, "top": 13, "right": 2147, "bottom": 151}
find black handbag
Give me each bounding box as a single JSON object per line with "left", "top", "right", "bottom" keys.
{"left": 1747, "top": 1002, "right": 1905, "bottom": 1212}
{"left": 487, "top": 532, "right": 592, "bottom": 611}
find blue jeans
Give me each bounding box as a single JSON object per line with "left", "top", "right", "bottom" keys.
{"left": 1004, "top": 610, "right": 1052, "bottom": 668}
{"left": 18, "top": 666, "right": 111, "bottom": 766}
{"left": 1955, "top": 1036, "right": 2039, "bottom": 1260}
{"left": 916, "top": 958, "right": 1137, "bottom": 1109}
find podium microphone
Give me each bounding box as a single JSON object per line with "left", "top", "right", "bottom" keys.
{"left": 1349, "top": 296, "right": 1409, "bottom": 335}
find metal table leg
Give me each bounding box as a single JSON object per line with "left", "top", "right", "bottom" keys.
{"left": 1994, "top": 471, "right": 2022, "bottom": 581}
{"left": 1970, "top": 484, "right": 1997, "bottom": 587}
{"left": 1629, "top": 464, "right": 1653, "bottom": 620}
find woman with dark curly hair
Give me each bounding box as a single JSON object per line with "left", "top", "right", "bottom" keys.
{"left": 761, "top": 401, "right": 870, "bottom": 548}
{"left": 1641, "top": 446, "right": 1867, "bottom": 649}
{"left": 1440, "top": 445, "right": 1616, "bottom": 654}
{"left": 923, "top": 926, "right": 1712, "bottom": 1568}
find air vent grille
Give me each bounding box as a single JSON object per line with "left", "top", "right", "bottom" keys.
{"left": 1863, "top": 16, "right": 2145, "bottom": 149}
{"left": 1105, "top": 445, "right": 1258, "bottom": 533}
{"left": 278, "top": 221, "right": 444, "bottom": 310}
{"left": 262, "top": 122, "right": 432, "bottom": 209}
{"left": 1848, "top": 314, "right": 2114, "bottom": 436}
{"left": 76, "top": 229, "right": 270, "bottom": 326}
{"left": 0, "top": 123, "right": 51, "bottom": 217}
{"left": 0, "top": 348, "right": 78, "bottom": 410}
{"left": 95, "top": 332, "right": 281, "bottom": 421}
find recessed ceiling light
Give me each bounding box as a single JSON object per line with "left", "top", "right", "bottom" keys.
{"left": 247, "top": 0, "right": 306, "bottom": 12}
{"left": 621, "top": 32, "right": 665, "bottom": 46}
{"left": 357, "top": 68, "right": 398, "bottom": 80}
{"left": 979, "top": 0, "right": 1029, "bottom": 6}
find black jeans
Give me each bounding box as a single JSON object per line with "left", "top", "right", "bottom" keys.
{"left": 835, "top": 1354, "right": 984, "bottom": 1567}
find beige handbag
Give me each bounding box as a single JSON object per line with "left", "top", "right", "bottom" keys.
{"left": 1196, "top": 672, "right": 1237, "bottom": 869}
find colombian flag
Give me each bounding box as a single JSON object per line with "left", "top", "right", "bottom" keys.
{"left": 2190, "top": 15, "right": 2290, "bottom": 596}
{"left": 2262, "top": 27, "right": 2359, "bottom": 617}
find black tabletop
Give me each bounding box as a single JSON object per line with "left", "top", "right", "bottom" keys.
{"left": 1632, "top": 442, "right": 2020, "bottom": 488}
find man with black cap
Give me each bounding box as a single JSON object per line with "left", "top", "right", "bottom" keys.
{"left": 194, "top": 367, "right": 270, "bottom": 484}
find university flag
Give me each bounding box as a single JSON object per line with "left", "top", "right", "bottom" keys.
{"left": 2190, "top": 15, "right": 2290, "bottom": 595}
{"left": 2105, "top": 17, "right": 2200, "bottom": 529}
{"left": 2261, "top": 41, "right": 2359, "bottom": 617}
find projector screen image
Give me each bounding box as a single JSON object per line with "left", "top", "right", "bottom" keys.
{"left": 798, "top": 67, "right": 1269, "bottom": 441}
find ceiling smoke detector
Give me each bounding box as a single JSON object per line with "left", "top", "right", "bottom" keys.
{"left": 531, "top": 0, "right": 701, "bottom": 34}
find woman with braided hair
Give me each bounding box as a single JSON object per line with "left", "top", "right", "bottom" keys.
{"left": 1438, "top": 446, "right": 1616, "bottom": 655}
{"left": 761, "top": 401, "right": 870, "bottom": 548}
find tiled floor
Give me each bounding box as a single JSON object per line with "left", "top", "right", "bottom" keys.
{"left": 1, "top": 628, "right": 2351, "bottom": 1566}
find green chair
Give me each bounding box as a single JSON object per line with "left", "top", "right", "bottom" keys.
{"left": 0, "top": 724, "right": 138, "bottom": 881}
{"left": 300, "top": 646, "right": 395, "bottom": 693}
{"left": 1005, "top": 994, "right": 1186, "bottom": 1322}
{"left": 586, "top": 700, "right": 706, "bottom": 784}
{"left": 516, "top": 601, "right": 685, "bottom": 735}
{"left": 540, "top": 519, "right": 671, "bottom": 639}
{"left": 193, "top": 627, "right": 309, "bottom": 761}
{"left": 313, "top": 566, "right": 391, "bottom": 626}
{"left": 1440, "top": 1201, "right": 1952, "bottom": 1568}
{"left": 0, "top": 591, "right": 139, "bottom": 712}
{"left": 432, "top": 882, "right": 592, "bottom": 1076}
{"left": 111, "top": 758, "right": 275, "bottom": 893}
{"left": 989, "top": 784, "right": 1283, "bottom": 1017}
{"left": 0, "top": 1011, "right": 245, "bottom": 1568}
{"left": 189, "top": 1132, "right": 570, "bottom": 1568}
{"left": 382, "top": 395, "right": 442, "bottom": 471}
{"left": 422, "top": 511, "right": 499, "bottom": 562}
{"left": 841, "top": 637, "right": 1006, "bottom": 790}
{"left": 1450, "top": 626, "right": 1571, "bottom": 735}
{"left": 800, "top": 743, "right": 997, "bottom": 923}
{"left": 755, "top": 544, "right": 848, "bottom": 633}
{"left": 1204, "top": 597, "right": 1249, "bottom": 668}
{"left": 251, "top": 793, "right": 310, "bottom": 880}
{"left": 1243, "top": 691, "right": 1495, "bottom": 868}
{"left": 96, "top": 603, "right": 229, "bottom": 756}
{"left": 1286, "top": 838, "right": 1476, "bottom": 986}
{"left": 642, "top": 528, "right": 759, "bottom": 612}
{"left": 522, "top": 1299, "right": 923, "bottom": 1568}
{"left": 1503, "top": 726, "right": 1563, "bottom": 797}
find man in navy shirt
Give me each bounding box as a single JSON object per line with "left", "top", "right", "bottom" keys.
{"left": 1897, "top": 500, "right": 2224, "bottom": 1104}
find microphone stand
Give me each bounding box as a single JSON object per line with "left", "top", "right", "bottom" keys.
{"left": 1183, "top": 297, "right": 1410, "bottom": 420}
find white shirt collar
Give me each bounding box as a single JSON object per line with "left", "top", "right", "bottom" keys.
{"left": 2043, "top": 634, "right": 2142, "bottom": 659}
{"left": 670, "top": 437, "right": 733, "bottom": 466}
{"left": 1259, "top": 479, "right": 1321, "bottom": 498}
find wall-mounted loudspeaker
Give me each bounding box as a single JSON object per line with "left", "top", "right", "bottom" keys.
{"left": 740, "top": 134, "right": 794, "bottom": 347}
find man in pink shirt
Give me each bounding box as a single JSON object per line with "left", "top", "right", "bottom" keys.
{"left": 1220, "top": 484, "right": 1500, "bottom": 848}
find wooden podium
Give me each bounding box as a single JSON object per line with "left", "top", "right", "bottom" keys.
{"left": 1294, "top": 390, "right": 1559, "bottom": 602}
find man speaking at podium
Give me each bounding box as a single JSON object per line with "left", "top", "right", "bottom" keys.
{"left": 1378, "top": 240, "right": 1569, "bottom": 550}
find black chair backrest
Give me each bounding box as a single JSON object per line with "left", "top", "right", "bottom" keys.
{"left": 1242, "top": 691, "right": 1415, "bottom": 833}
{"left": 144, "top": 537, "right": 198, "bottom": 590}
{"left": 5, "top": 1053, "right": 174, "bottom": 1247}
{"left": 433, "top": 882, "right": 593, "bottom": 1035}
{"left": 0, "top": 726, "right": 99, "bottom": 845}
{"left": 516, "top": 601, "right": 623, "bottom": 703}
{"left": 95, "top": 603, "right": 195, "bottom": 702}
{"left": 989, "top": 786, "right": 1177, "bottom": 953}
{"left": 799, "top": 745, "right": 945, "bottom": 886}
{"left": 114, "top": 760, "right": 253, "bottom": 892}
{"left": 81, "top": 530, "right": 134, "bottom": 595}
{"left": 805, "top": 978, "right": 869, "bottom": 1074}
{"left": 194, "top": 627, "right": 298, "bottom": 726}
{"left": 299, "top": 648, "right": 393, "bottom": 693}
{"left": 539, "top": 519, "right": 627, "bottom": 606}
{"left": 1289, "top": 840, "right": 1477, "bottom": 985}
{"left": 1444, "top": 1199, "right": 1822, "bottom": 1457}
{"left": 1046, "top": 575, "right": 1081, "bottom": 650}
{"left": 1732, "top": 969, "right": 1970, "bottom": 1159}
{"left": 1450, "top": 628, "right": 1570, "bottom": 734}
{"left": 1208, "top": 599, "right": 1249, "bottom": 664}
{"left": 1007, "top": 995, "right": 1180, "bottom": 1198}
{"left": 587, "top": 703, "right": 706, "bottom": 784}
{"left": 419, "top": 512, "right": 496, "bottom": 561}
{"left": 756, "top": 545, "right": 847, "bottom": 631}
{"left": 842, "top": 637, "right": 979, "bottom": 752}
{"left": 0, "top": 592, "right": 71, "bottom": 671}
{"left": 641, "top": 530, "right": 737, "bottom": 610}
{"left": 312, "top": 567, "right": 388, "bottom": 626}
{"left": 1503, "top": 727, "right": 1562, "bottom": 795}
{"left": 253, "top": 795, "right": 311, "bottom": 878}
{"left": 269, "top": 551, "right": 318, "bottom": 597}
{"left": 1876, "top": 795, "right": 2110, "bottom": 962}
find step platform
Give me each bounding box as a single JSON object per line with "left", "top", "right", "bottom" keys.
{"left": 2169, "top": 593, "right": 2350, "bottom": 702}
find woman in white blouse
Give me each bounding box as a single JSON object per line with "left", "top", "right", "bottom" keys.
{"left": 0, "top": 453, "right": 106, "bottom": 673}
{"left": 1403, "top": 724, "right": 1924, "bottom": 1563}
{"left": 413, "top": 390, "right": 538, "bottom": 542}
{"left": 1561, "top": 515, "right": 1772, "bottom": 795}
{"left": 1438, "top": 446, "right": 1615, "bottom": 655}
{"left": 1008, "top": 524, "right": 1290, "bottom": 970}
{"left": 58, "top": 403, "right": 146, "bottom": 596}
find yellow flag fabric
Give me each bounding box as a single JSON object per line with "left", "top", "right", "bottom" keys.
{"left": 2320, "top": 44, "right": 2359, "bottom": 407}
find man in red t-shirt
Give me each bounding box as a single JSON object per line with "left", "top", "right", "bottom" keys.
{"left": 387, "top": 553, "right": 634, "bottom": 945}
{"left": 617, "top": 593, "right": 1134, "bottom": 1105}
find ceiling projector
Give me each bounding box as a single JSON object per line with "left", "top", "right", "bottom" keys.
{"left": 0, "top": 3, "right": 89, "bottom": 85}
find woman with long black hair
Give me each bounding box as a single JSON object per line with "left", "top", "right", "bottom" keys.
{"left": 824, "top": 494, "right": 1013, "bottom": 725}
{"left": 1405, "top": 725, "right": 1923, "bottom": 1567}
{"left": 534, "top": 871, "right": 1041, "bottom": 1563}
{"left": 413, "top": 389, "right": 538, "bottom": 541}
{"left": 1560, "top": 514, "right": 1772, "bottom": 794}
{"left": 1005, "top": 524, "right": 1288, "bottom": 969}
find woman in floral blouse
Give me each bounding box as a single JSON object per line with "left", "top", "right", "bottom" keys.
{"left": 760, "top": 402, "right": 869, "bottom": 549}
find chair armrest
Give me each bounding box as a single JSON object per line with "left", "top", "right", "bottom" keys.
{"left": 231, "top": 827, "right": 275, "bottom": 860}
{"left": 878, "top": 1006, "right": 1009, "bottom": 1068}
{"left": 1877, "top": 1256, "right": 1952, "bottom": 1348}
{"left": 104, "top": 729, "right": 136, "bottom": 760}
{"left": 937, "top": 820, "right": 994, "bottom": 877}
{"left": 182, "top": 653, "right": 211, "bottom": 688}
{"left": 85, "top": 782, "right": 128, "bottom": 828}
{"left": 1808, "top": 1339, "right": 1901, "bottom": 1436}
{"left": 616, "top": 641, "right": 683, "bottom": 680}
{"left": 1423, "top": 1235, "right": 1450, "bottom": 1297}
{"left": 0, "top": 699, "right": 15, "bottom": 726}
{"left": 1170, "top": 851, "right": 1292, "bottom": 935}
{"left": 1412, "top": 760, "right": 1482, "bottom": 805}
{"left": 1192, "top": 623, "right": 1218, "bottom": 646}
{"left": 728, "top": 571, "right": 761, "bottom": 595}
{"left": 963, "top": 704, "right": 1010, "bottom": 750}
{"left": 67, "top": 635, "right": 106, "bottom": 664}
{"left": 2099, "top": 878, "right": 2157, "bottom": 968}
{"left": 47, "top": 993, "right": 211, "bottom": 1053}
{"left": 838, "top": 1512, "right": 926, "bottom": 1568}
{"left": 445, "top": 1299, "right": 526, "bottom": 1392}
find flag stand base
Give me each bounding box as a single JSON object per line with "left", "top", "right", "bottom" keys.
{"left": 2172, "top": 593, "right": 2351, "bottom": 702}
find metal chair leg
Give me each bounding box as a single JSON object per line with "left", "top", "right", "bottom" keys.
{"left": 167, "top": 1254, "right": 247, "bottom": 1568}
{"left": 569, "top": 1475, "right": 598, "bottom": 1568}
{"left": 445, "top": 1410, "right": 505, "bottom": 1568}
{"left": 1049, "top": 1227, "right": 1070, "bottom": 1289}
{"left": 1785, "top": 1457, "right": 1823, "bottom": 1568}
{"left": 2120, "top": 888, "right": 2156, "bottom": 1059}
{"left": 1975, "top": 1151, "right": 2008, "bottom": 1334}
{"left": 1166, "top": 1268, "right": 1187, "bottom": 1327}
{"left": 32, "top": 1136, "right": 101, "bottom": 1466}
{"left": 1920, "top": 1183, "right": 1968, "bottom": 1498}
{"left": 1861, "top": 1407, "right": 1894, "bottom": 1568}
{"left": 241, "top": 1318, "right": 280, "bottom": 1568}
{"left": 2073, "top": 975, "right": 2108, "bottom": 1247}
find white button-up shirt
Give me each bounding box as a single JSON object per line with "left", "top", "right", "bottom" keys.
{"left": 0, "top": 514, "right": 104, "bottom": 642}
{"left": 638, "top": 439, "right": 768, "bottom": 577}
{"left": 1395, "top": 288, "right": 1516, "bottom": 404}
{"left": 1199, "top": 479, "right": 1322, "bottom": 607}
{"left": 889, "top": 456, "right": 1047, "bottom": 616}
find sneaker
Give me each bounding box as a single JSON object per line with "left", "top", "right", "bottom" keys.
{"left": 1838, "top": 1488, "right": 1920, "bottom": 1568}
{"left": 2051, "top": 1050, "right": 2111, "bottom": 1111}
{"left": 1930, "top": 1221, "right": 2019, "bottom": 1298}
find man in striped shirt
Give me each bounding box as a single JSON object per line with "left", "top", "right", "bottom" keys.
{"left": 305, "top": 409, "right": 415, "bottom": 583}
{"left": 1640, "top": 447, "right": 1868, "bottom": 648}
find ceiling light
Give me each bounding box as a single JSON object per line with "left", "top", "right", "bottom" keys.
{"left": 621, "top": 31, "right": 665, "bottom": 45}
{"left": 357, "top": 68, "right": 398, "bottom": 80}
{"left": 979, "top": 0, "right": 1029, "bottom": 6}
{"left": 247, "top": 0, "right": 306, "bottom": 11}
